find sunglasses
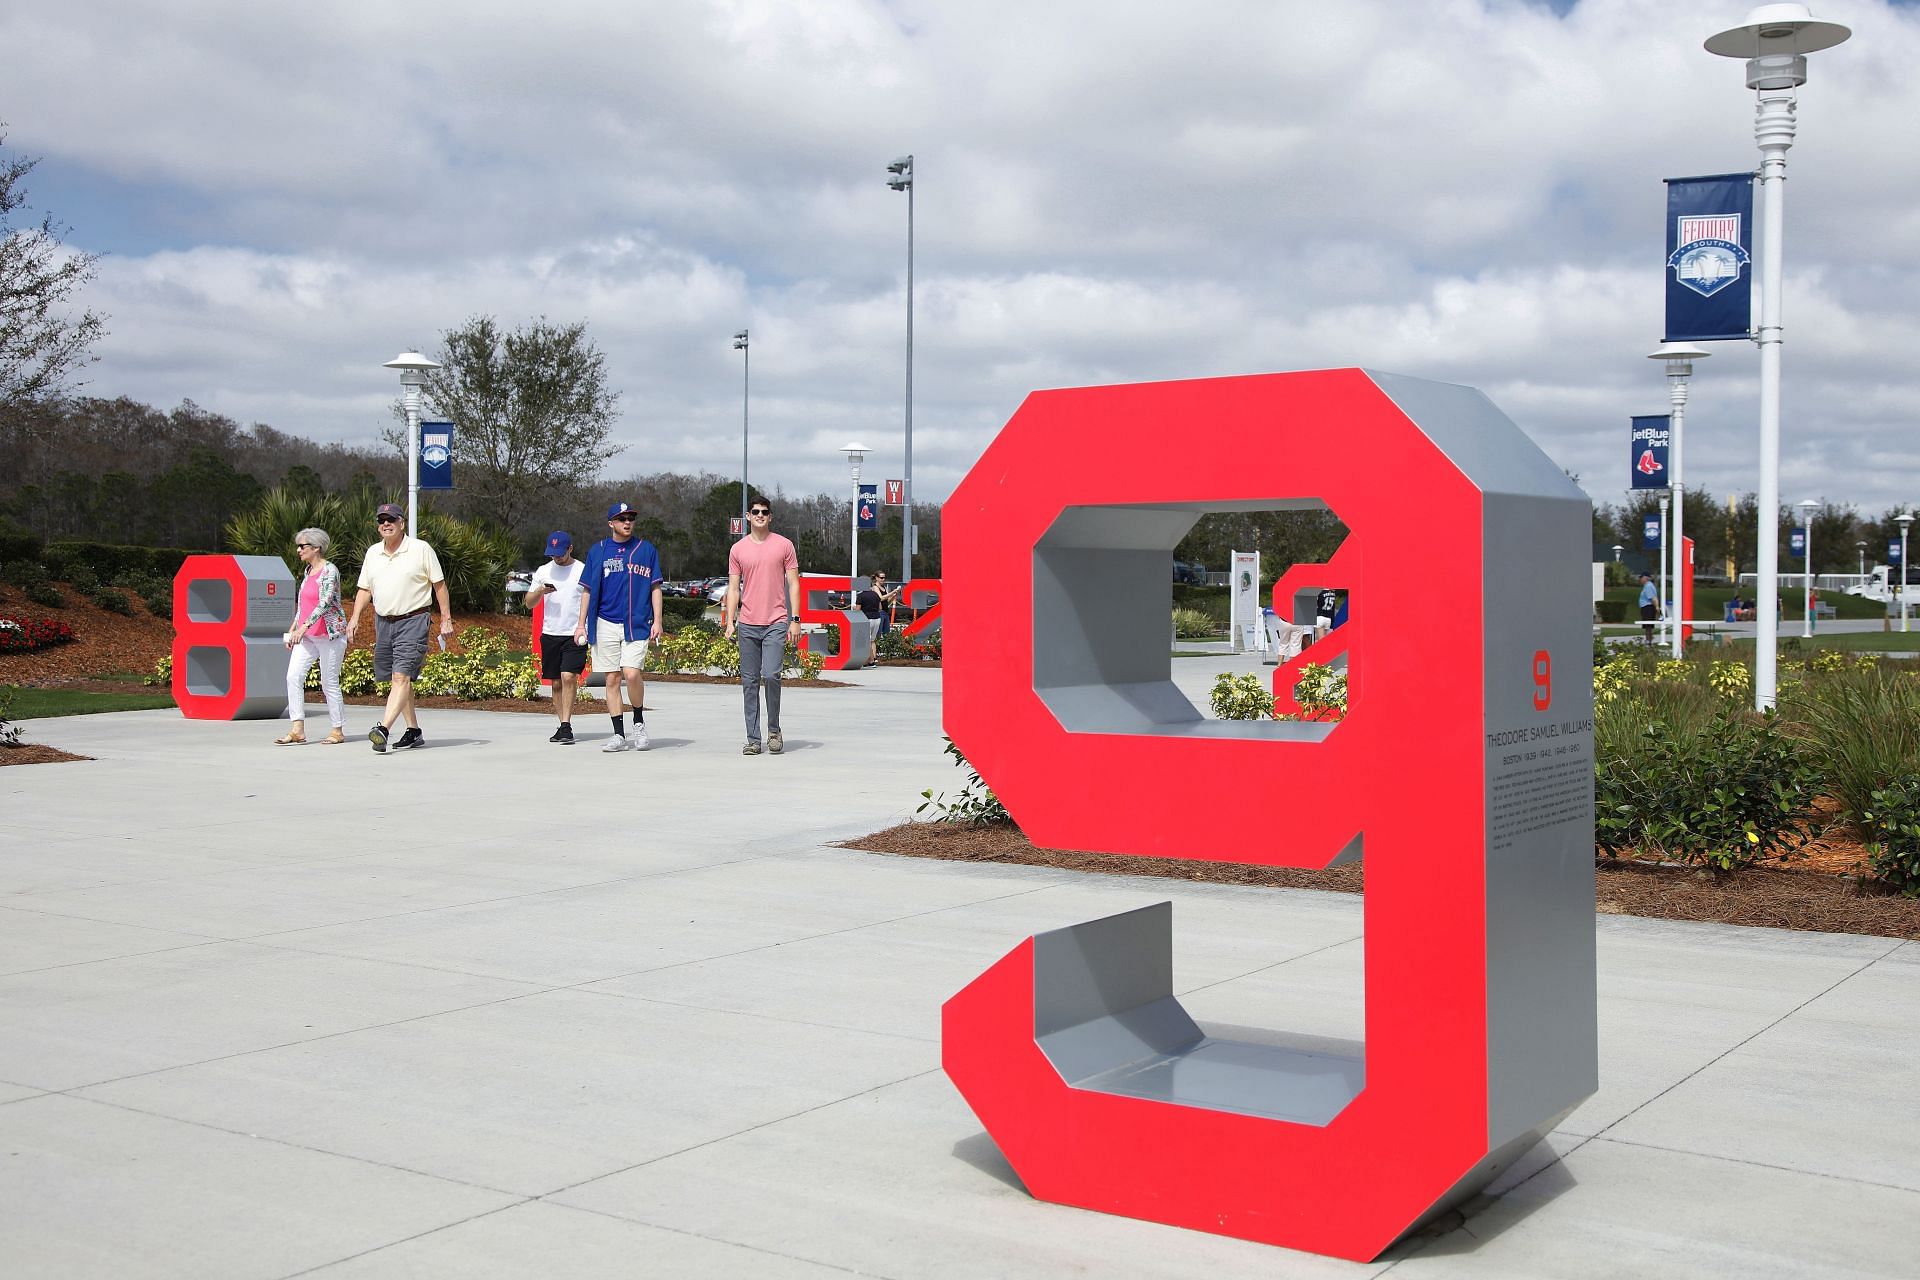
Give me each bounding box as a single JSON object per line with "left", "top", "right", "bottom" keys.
{"left": 610, "top": 514, "right": 637, "bottom": 522}
{"left": 295, "top": 542, "right": 314, "bottom": 550}
{"left": 749, "top": 508, "right": 771, "bottom": 516}
{"left": 376, "top": 516, "right": 400, "bottom": 524}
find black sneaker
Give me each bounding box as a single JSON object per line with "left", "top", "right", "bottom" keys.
{"left": 368, "top": 725, "right": 389, "bottom": 753}
{"left": 558, "top": 724, "right": 574, "bottom": 744}
{"left": 549, "top": 725, "right": 568, "bottom": 743}
{"left": 394, "top": 727, "right": 424, "bottom": 750}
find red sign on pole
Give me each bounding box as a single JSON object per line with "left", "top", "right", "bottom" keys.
{"left": 728, "top": 517, "right": 744, "bottom": 536}
{"left": 885, "top": 478, "right": 905, "bottom": 505}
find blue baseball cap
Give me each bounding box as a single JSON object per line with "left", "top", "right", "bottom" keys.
{"left": 544, "top": 531, "right": 572, "bottom": 557}
{"left": 607, "top": 501, "right": 636, "bottom": 520}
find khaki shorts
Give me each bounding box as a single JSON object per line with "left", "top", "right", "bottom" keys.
{"left": 592, "top": 620, "right": 650, "bottom": 673}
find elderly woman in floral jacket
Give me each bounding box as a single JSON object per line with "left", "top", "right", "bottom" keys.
{"left": 277, "top": 527, "right": 351, "bottom": 744}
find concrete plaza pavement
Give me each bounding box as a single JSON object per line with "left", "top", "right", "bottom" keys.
{"left": 1, "top": 657, "right": 1915, "bottom": 1278}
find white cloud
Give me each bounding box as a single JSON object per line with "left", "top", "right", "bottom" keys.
{"left": 8, "top": 0, "right": 1918, "bottom": 512}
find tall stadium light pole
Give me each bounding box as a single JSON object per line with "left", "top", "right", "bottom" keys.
{"left": 1798, "top": 497, "right": 1819, "bottom": 637}
{"left": 1900, "top": 510, "right": 1914, "bottom": 633}
{"left": 1658, "top": 491, "right": 1671, "bottom": 647}
{"left": 841, "top": 442, "right": 870, "bottom": 590}
{"left": 383, "top": 351, "right": 442, "bottom": 533}
{"left": 1706, "top": 4, "right": 1851, "bottom": 708}
{"left": 1651, "top": 343, "right": 1710, "bottom": 658}
{"left": 733, "top": 330, "right": 750, "bottom": 529}
{"left": 887, "top": 154, "right": 914, "bottom": 588}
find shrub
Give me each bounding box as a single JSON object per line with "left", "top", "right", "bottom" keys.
{"left": 1, "top": 557, "right": 49, "bottom": 587}
{"left": 1595, "top": 600, "right": 1628, "bottom": 624}
{"left": 0, "top": 613, "right": 77, "bottom": 653}
{"left": 1708, "top": 660, "right": 1751, "bottom": 701}
{"left": 1171, "top": 607, "right": 1216, "bottom": 639}
{"left": 66, "top": 563, "right": 102, "bottom": 593}
{"left": 1653, "top": 658, "right": 1693, "bottom": 684}
{"left": 1281, "top": 661, "right": 1348, "bottom": 721}
{"left": 91, "top": 588, "right": 134, "bottom": 616}
{"left": 1210, "top": 672, "right": 1275, "bottom": 720}
{"left": 1595, "top": 698, "right": 1813, "bottom": 871}
{"left": 146, "top": 654, "right": 173, "bottom": 687}
{"left": 917, "top": 737, "right": 1011, "bottom": 826}
{"left": 0, "top": 688, "right": 20, "bottom": 746}
{"left": 1787, "top": 668, "right": 1920, "bottom": 841}
{"left": 661, "top": 597, "right": 709, "bottom": 629}
{"left": 45, "top": 542, "right": 198, "bottom": 582}
{"left": 24, "top": 581, "right": 66, "bottom": 609}
{"left": 1860, "top": 778, "right": 1920, "bottom": 896}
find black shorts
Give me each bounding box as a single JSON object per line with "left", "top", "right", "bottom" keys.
{"left": 540, "top": 634, "right": 588, "bottom": 680}
{"left": 1640, "top": 604, "right": 1658, "bottom": 622}
{"left": 374, "top": 612, "right": 431, "bottom": 680}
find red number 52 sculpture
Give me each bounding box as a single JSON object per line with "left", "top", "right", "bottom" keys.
{"left": 940, "top": 368, "right": 1596, "bottom": 1261}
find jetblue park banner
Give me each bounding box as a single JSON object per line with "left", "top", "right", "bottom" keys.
{"left": 1630, "top": 415, "right": 1671, "bottom": 490}
{"left": 1664, "top": 174, "right": 1754, "bottom": 342}
{"left": 418, "top": 420, "right": 454, "bottom": 490}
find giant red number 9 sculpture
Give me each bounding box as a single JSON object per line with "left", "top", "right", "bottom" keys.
{"left": 940, "top": 369, "right": 1596, "bottom": 1261}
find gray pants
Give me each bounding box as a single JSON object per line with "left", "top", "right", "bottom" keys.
{"left": 737, "top": 621, "right": 786, "bottom": 743}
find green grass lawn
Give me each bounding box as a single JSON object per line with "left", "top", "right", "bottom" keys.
{"left": 1, "top": 685, "right": 176, "bottom": 719}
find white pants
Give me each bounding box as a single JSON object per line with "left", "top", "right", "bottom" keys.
{"left": 286, "top": 634, "right": 347, "bottom": 728}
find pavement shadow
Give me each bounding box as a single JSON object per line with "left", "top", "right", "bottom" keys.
{"left": 951, "top": 1131, "right": 1026, "bottom": 1192}
{"left": 1378, "top": 1152, "right": 1580, "bottom": 1262}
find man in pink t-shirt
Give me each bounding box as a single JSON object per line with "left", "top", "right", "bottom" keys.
{"left": 725, "top": 499, "right": 801, "bottom": 755}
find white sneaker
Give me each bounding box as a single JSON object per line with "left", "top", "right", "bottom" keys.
{"left": 629, "top": 724, "right": 650, "bottom": 751}
{"left": 601, "top": 733, "right": 632, "bottom": 752}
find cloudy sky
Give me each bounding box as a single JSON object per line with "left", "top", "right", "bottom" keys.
{"left": 5, "top": 0, "right": 1917, "bottom": 517}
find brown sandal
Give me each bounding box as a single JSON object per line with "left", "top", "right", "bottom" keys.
{"left": 274, "top": 732, "right": 307, "bottom": 745}
{"left": 320, "top": 729, "right": 346, "bottom": 745}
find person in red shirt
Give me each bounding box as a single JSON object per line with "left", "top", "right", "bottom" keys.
{"left": 725, "top": 499, "right": 801, "bottom": 755}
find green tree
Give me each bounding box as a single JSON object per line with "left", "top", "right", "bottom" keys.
{"left": 687, "top": 481, "right": 768, "bottom": 575}
{"left": 1, "top": 125, "right": 107, "bottom": 407}
{"left": 397, "top": 315, "right": 621, "bottom": 538}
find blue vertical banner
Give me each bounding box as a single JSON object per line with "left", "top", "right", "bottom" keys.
{"left": 856, "top": 483, "right": 878, "bottom": 530}
{"left": 1891, "top": 540, "right": 1904, "bottom": 566}
{"left": 1664, "top": 173, "right": 1755, "bottom": 342}
{"left": 418, "top": 420, "right": 454, "bottom": 490}
{"left": 1642, "top": 515, "right": 1661, "bottom": 550}
{"left": 1790, "top": 528, "right": 1806, "bottom": 559}
{"left": 1629, "top": 415, "right": 1671, "bottom": 490}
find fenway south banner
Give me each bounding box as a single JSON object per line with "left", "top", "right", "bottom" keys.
{"left": 1664, "top": 173, "right": 1754, "bottom": 342}
{"left": 1630, "top": 415, "right": 1671, "bottom": 490}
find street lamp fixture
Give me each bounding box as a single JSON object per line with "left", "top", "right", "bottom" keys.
{"left": 1705, "top": 3, "right": 1851, "bottom": 707}
{"left": 382, "top": 350, "right": 442, "bottom": 532}
{"left": 1798, "top": 497, "right": 1819, "bottom": 638}
{"left": 733, "top": 329, "right": 750, "bottom": 531}
{"left": 841, "top": 441, "right": 871, "bottom": 589}
{"left": 1612, "top": 544, "right": 1624, "bottom": 563}
{"left": 886, "top": 153, "right": 915, "bottom": 589}
{"left": 1650, "top": 342, "right": 1710, "bottom": 657}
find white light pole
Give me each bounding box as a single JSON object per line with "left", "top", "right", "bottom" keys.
{"left": 1857, "top": 540, "right": 1867, "bottom": 577}
{"left": 1798, "top": 498, "right": 1819, "bottom": 637}
{"left": 383, "top": 351, "right": 442, "bottom": 532}
{"left": 1650, "top": 343, "right": 1710, "bottom": 657}
{"left": 840, "top": 441, "right": 870, "bottom": 591}
{"left": 733, "top": 329, "right": 750, "bottom": 530}
{"left": 1706, "top": 4, "right": 1851, "bottom": 706}
{"left": 1658, "top": 491, "right": 1671, "bottom": 648}
{"left": 1899, "top": 510, "right": 1914, "bottom": 633}
{"left": 887, "top": 154, "right": 915, "bottom": 588}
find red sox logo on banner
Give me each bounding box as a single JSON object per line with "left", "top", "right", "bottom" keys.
{"left": 939, "top": 368, "right": 1596, "bottom": 1261}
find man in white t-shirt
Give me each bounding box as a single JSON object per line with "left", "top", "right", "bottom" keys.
{"left": 528, "top": 531, "right": 588, "bottom": 744}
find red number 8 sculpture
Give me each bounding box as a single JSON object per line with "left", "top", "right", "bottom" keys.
{"left": 940, "top": 368, "right": 1596, "bottom": 1261}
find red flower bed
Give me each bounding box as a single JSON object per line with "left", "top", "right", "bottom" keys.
{"left": 0, "top": 614, "right": 77, "bottom": 654}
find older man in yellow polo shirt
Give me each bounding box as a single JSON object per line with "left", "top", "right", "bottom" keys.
{"left": 344, "top": 503, "right": 453, "bottom": 752}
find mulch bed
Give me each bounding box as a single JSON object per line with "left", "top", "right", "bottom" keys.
{"left": 0, "top": 743, "right": 91, "bottom": 767}
{"left": 840, "top": 822, "right": 1919, "bottom": 941}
